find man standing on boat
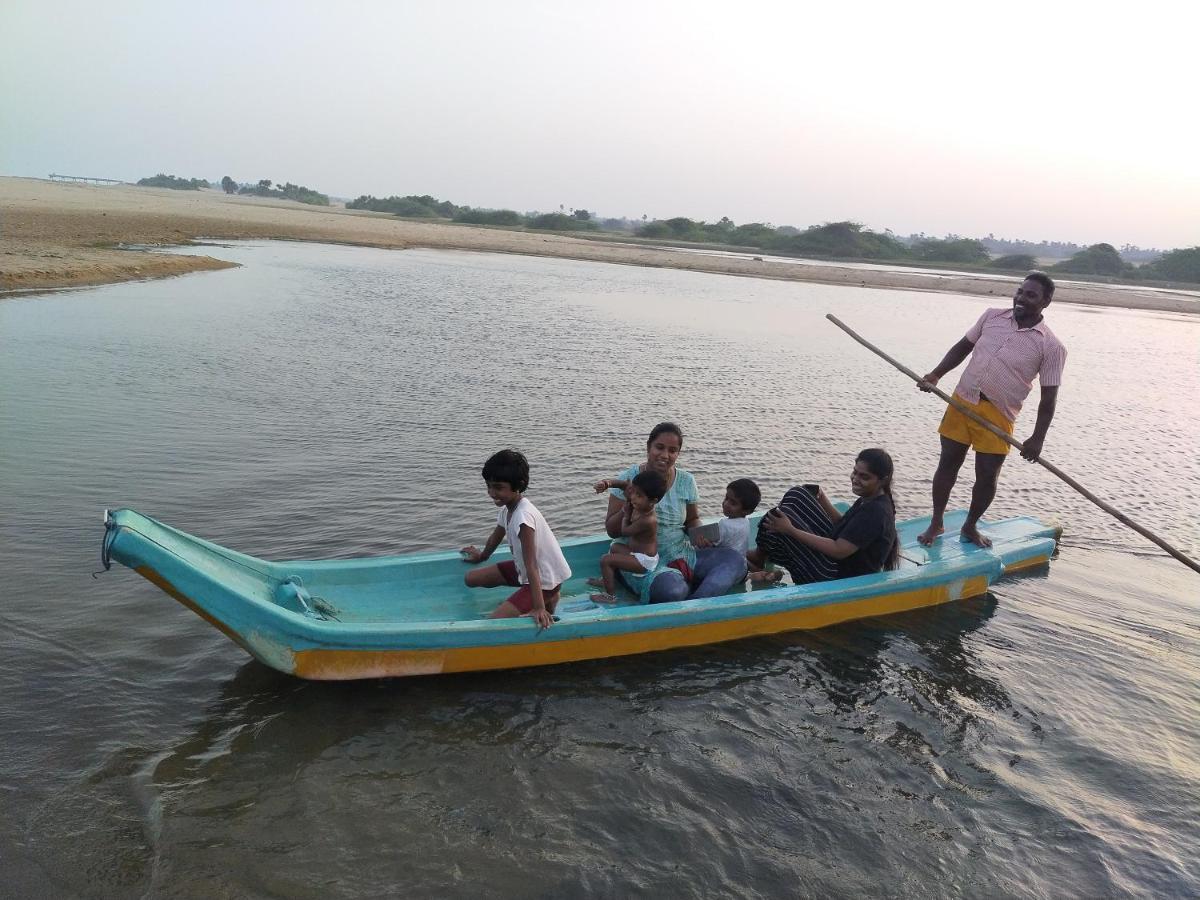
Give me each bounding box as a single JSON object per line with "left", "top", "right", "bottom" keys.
{"left": 916, "top": 271, "right": 1067, "bottom": 547}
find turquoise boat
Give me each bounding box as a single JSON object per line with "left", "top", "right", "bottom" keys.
{"left": 100, "top": 507, "right": 1060, "bottom": 680}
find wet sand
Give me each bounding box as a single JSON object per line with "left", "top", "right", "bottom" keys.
{"left": 2, "top": 177, "right": 1195, "bottom": 313}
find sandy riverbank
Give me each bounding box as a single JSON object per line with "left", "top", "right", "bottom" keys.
{"left": 2, "top": 177, "right": 1196, "bottom": 313}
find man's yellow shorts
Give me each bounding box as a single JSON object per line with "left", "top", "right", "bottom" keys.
{"left": 938, "top": 396, "right": 1013, "bottom": 455}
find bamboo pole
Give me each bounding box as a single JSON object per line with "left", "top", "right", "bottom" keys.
{"left": 826, "top": 313, "right": 1200, "bottom": 576}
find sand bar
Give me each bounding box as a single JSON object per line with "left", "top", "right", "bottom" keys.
{"left": 2, "top": 177, "right": 1196, "bottom": 314}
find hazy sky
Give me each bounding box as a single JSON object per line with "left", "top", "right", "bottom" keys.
{"left": 2, "top": 1, "right": 1196, "bottom": 248}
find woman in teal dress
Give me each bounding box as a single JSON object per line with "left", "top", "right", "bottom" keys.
{"left": 597, "top": 422, "right": 747, "bottom": 603}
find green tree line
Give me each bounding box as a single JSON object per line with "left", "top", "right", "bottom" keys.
{"left": 1047, "top": 243, "right": 1200, "bottom": 282}
{"left": 346, "top": 195, "right": 600, "bottom": 231}
{"left": 634, "top": 217, "right": 1011, "bottom": 266}
{"left": 245, "top": 183, "right": 1200, "bottom": 283}
{"left": 134, "top": 174, "right": 1196, "bottom": 280}
{"left": 237, "top": 179, "right": 329, "bottom": 206}
{"left": 630, "top": 218, "right": 1199, "bottom": 282}
{"left": 136, "top": 174, "right": 210, "bottom": 190}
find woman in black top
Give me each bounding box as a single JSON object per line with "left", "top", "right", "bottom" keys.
{"left": 748, "top": 448, "right": 899, "bottom": 584}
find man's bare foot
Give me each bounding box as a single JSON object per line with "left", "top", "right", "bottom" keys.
{"left": 916, "top": 524, "right": 944, "bottom": 546}
{"left": 589, "top": 592, "right": 618, "bottom": 603}
{"left": 586, "top": 577, "right": 605, "bottom": 588}
{"left": 748, "top": 569, "right": 783, "bottom": 584}
{"left": 959, "top": 523, "right": 993, "bottom": 548}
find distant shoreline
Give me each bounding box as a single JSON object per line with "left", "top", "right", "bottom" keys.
{"left": 3, "top": 177, "right": 1197, "bottom": 315}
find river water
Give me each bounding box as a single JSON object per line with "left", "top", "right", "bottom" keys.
{"left": 2, "top": 241, "right": 1197, "bottom": 898}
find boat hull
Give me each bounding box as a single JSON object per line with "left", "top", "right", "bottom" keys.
{"left": 287, "top": 575, "right": 997, "bottom": 679}
{"left": 103, "top": 508, "right": 1058, "bottom": 680}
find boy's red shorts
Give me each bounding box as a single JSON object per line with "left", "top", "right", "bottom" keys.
{"left": 496, "top": 560, "right": 561, "bottom": 614}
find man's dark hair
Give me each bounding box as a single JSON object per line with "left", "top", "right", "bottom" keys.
{"left": 631, "top": 469, "right": 667, "bottom": 503}
{"left": 1024, "top": 270, "right": 1055, "bottom": 301}
{"left": 482, "top": 449, "right": 529, "bottom": 492}
{"left": 726, "top": 478, "right": 761, "bottom": 512}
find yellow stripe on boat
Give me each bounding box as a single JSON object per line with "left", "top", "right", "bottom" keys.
{"left": 292, "top": 576, "right": 991, "bottom": 680}
{"left": 997, "top": 554, "right": 1051, "bottom": 573}
{"left": 135, "top": 565, "right": 259, "bottom": 657}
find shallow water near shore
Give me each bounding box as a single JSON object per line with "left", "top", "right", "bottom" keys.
{"left": 2, "top": 241, "right": 1197, "bottom": 897}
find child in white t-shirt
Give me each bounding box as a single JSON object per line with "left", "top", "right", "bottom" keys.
{"left": 713, "top": 478, "right": 761, "bottom": 555}
{"left": 461, "top": 450, "right": 572, "bottom": 630}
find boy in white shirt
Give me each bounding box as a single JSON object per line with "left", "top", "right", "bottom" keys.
{"left": 461, "top": 450, "right": 572, "bottom": 630}
{"left": 714, "top": 478, "right": 761, "bottom": 554}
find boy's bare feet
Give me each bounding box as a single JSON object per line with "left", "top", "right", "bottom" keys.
{"left": 916, "top": 523, "right": 944, "bottom": 546}
{"left": 748, "top": 569, "right": 783, "bottom": 584}
{"left": 587, "top": 577, "right": 605, "bottom": 588}
{"left": 959, "top": 523, "right": 993, "bottom": 548}
{"left": 589, "top": 592, "right": 618, "bottom": 603}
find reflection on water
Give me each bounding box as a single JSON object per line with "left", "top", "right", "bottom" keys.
{"left": 43, "top": 594, "right": 1014, "bottom": 896}
{"left": 1, "top": 242, "right": 1197, "bottom": 897}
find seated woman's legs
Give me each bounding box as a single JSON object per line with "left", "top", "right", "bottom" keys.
{"left": 688, "top": 546, "right": 748, "bottom": 599}
{"left": 756, "top": 486, "right": 838, "bottom": 584}
{"left": 646, "top": 568, "right": 689, "bottom": 604}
